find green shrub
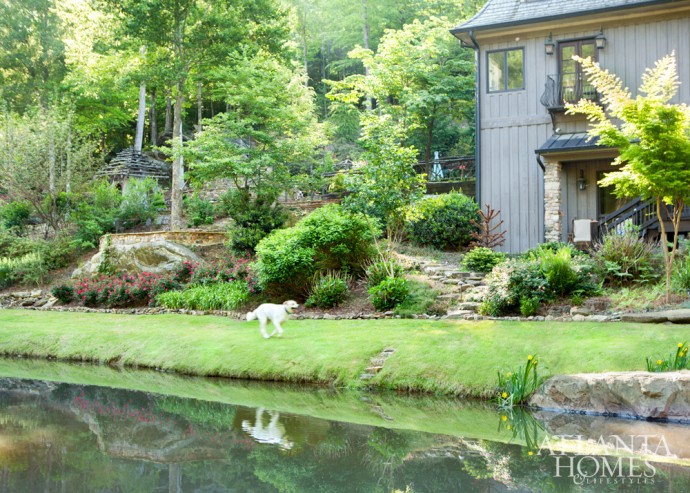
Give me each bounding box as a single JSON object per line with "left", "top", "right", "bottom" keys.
{"left": 369, "top": 276, "right": 409, "bottom": 311}
{"left": 0, "top": 252, "right": 45, "bottom": 288}
{"left": 0, "top": 201, "right": 32, "bottom": 234}
{"left": 184, "top": 193, "right": 215, "bottom": 227}
{"left": 118, "top": 177, "right": 165, "bottom": 229}
{"left": 221, "top": 190, "right": 287, "bottom": 254}
{"left": 254, "top": 204, "right": 379, "bottom": 294}
{"left": 646, "top": 342, "right": 688, "bottom": 372}
{"left": 305, "top": 272, "right": 350, "bottom": 308}
{"left": 594, "top": 228, "right": 661, "bottom": 285}
{"left": 51, "top": 285, "right": 74, "bottom": 304}
{"left": 365, "top": 259, "right": 404, "bottom": 289}
{"left": 405, "top": 192, "right": 480, "bottom": 250}
{"left": 497, "top": 355, "right": 542, "bottom": 408}
{"left": 155, "top": 281, "right": 251, "bottom": 311}
{"left": 672, "top": 252, "right": 690, "bottom": 291}
{"left": 461, "top": 247, "right": 506, "bottom": 273}
{"left": 537, "top": 247, "right": 582, "bottom": 296}
{"left": 519, "top": 297, "right": 539, "bottom": 317}
{"left": 481, "top": 258, "right": 550, "bottom": 316}
{"left": 70, "top": 180, "right": 122, "bottom": 249}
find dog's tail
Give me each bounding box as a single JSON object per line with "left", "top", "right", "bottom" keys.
{"left": 246, "top": 310, "right": 257, "bottom": 321}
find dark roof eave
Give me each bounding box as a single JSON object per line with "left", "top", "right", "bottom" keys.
{"left": 450, "top": 0, "right": 678, "bottom": 36}
{"left": 535, "top": 146, "right": 616, "bottom": 155}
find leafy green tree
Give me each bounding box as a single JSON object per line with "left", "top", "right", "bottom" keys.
{"left": 567, "top": 53, "right": 690, "bottom": 303}
{"left": 0, "top": 106, "right": 101, "bottom": 233}
{"left": 0, "top": 0, "right": 67, "bottom": 111}
{"left": 343, "top": 114, "right": 426, "bottom": 240}
{"left": 329, "top": 17, "right": 475, "bottom": 165}
{"left": 109, "top": 0, "right": 290, "bottom": 229}
{"left": 183, "top": 52, "right": 324, "bottom": 197}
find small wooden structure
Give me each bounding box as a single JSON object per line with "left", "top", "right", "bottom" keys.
{"left": 98, "top": 147, "right": 171, "bottom": 191}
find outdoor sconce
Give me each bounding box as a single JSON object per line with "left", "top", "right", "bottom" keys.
{"left": 595, "top": 29, "right": 606, "bottom": 49}
{"left": 578, "top": 170, "right": 587, "bottom": 191}
{"left": 544, "top": 33, "right": 555, "bottom": 55}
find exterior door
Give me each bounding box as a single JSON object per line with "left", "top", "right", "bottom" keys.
{"left": 559, "top": 40, "right": 597, "bottom": 105}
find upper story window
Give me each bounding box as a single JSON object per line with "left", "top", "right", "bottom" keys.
{"left": 487, "top": 48, "right": 524, "bottom": 92}
{"left": 559, "top": 39, "right": 597, "bottom": 104}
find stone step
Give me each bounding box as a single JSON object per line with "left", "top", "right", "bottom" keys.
{"left": 457, "top": 302, "right": 481, "bottom": 311}
{"left": 437, "top": 294, "right": 459, "bottom": 301}
{"left": 446, "top": 309, "right": 475, "bottom": 319}
{"left": 365, "top": 366, "right": 384, "bottom": 373}
{"left": 360, "top": 373, "right": 375, "bottom": 380}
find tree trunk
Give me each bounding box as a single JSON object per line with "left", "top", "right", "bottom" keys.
{"left": 170, "top": 79, "right": 186, "bottom": 230}
{"left": 197, "top": 80, "right": 203, "bottom": 132}
{"left": 300, "top": 7, "right": 309, "bottom": 87}
{"left": 65, "top": 124, "right": 71, "bottom": 193}
{"left": 362, "top": 0, "right": 372, "bottom": 111}
{"left": 656, "top": 198, "right": 672, "bottom": 304}
{"left": 425, "top": 119, "right": 434, "bottom": 176}
{"left": 48, "top": 125, "right": 57, "bottom": 231}
{"left": 165, "top": 94, "right": 173, "bottom": 135}
{"left": 134, "top": 47, "right": 147, "bottom": 152}
{"left": 150, "top": 89, "right": 158, "bottom": 145}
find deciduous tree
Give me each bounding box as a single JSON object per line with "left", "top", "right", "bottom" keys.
{"left": 567, "top": 53, "right": 690, "bottom": 303}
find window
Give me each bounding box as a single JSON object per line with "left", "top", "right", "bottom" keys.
{"left": 559, "top": 39, "right": 597, "bottom": 104}
{"left": 487, "top": 48, "right": 524, "bottom": 92}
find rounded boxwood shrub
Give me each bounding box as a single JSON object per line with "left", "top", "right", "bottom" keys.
{"left": 405, "top": 192, "right": 479, "bottom": 250}
{"left": 254, "top": 204, "right": 380, "bottom": 294}
{"left": 305, "top": 272, "right": 350, "bottom": 308}
{"left": 369, "top": 277, "right": 409, "bottom": 311}
{"left": 461, "top": 247, "right": 506, "bottom": 273}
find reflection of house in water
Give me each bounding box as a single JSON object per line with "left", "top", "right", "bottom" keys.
{"left": 241, "top": 407, "right": 294, "bottom": 450}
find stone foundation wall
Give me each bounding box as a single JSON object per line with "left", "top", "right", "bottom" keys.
{"left": 543, "top": 159, "right": 562, "bottom": 242}
{"left": 100, "top": 231, "right": 226, "bottom": 249}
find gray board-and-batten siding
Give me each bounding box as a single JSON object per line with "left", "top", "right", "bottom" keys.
{"left": 456, "top": 5, "right": 690, "bottom": 252}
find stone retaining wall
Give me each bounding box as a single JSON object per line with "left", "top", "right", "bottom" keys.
{"left": 100, "top": 231, "right": 226, "bottom": 249}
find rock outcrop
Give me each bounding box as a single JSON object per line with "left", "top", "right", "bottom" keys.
{"left": 530, "top": 371, "right": 690, "bottom": 423}
{"left": 72, "top": 240, "right": 202, "bottom": 278}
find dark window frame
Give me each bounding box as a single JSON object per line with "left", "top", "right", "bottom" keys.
{"left": 486, "top": 47, "right": 525, "bottom": 93}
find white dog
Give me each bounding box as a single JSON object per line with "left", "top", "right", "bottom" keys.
{"left": 246, "top": 300, "right": 299, "bottom": 339}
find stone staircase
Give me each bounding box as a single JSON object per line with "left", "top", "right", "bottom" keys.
{"left": 416, "top": 262, "right": 489, "bottom": 317}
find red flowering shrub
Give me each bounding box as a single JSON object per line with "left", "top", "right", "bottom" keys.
{"left": 71, "top": 255, "right": 258, "bottom": 308}
{"left": 74, "top": 272, "right": 182, "bottom": 308}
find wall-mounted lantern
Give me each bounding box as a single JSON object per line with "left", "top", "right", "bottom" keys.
{"left": 595, "top": 29, "right": 607, "bottom": 49}
{"left": 545, "top": 33, "right": 555, "bottom": 55}
{"left": 578, "top": 169, "right": 587, "bottom": 191}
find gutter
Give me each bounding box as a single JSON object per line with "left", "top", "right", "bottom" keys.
{"left": 468, "top": 31, "right": 481, "bottom": 205}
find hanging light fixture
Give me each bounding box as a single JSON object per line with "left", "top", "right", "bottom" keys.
{"left": 578, "top": 170, "right": 587, "bottom": 191}
{"left": 595, "top": 28, "right": 607, "bottom": 49}
{"left": 544, "top": 32, "right": 555, "bottom": 55}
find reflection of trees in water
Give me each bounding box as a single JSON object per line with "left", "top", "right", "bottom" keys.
{"left": 0, "top": 380, "right": 689, "bottom": 492}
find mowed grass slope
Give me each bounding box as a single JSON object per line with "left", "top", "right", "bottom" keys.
{"left": 0, "top": 309, "right": 687, "bottom": 397}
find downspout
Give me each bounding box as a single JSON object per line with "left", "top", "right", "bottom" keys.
{"left": 468, "top": 31, "right": 481, "bottom": 205}
{"left": 536, "top": 155, "right": 546, "bottom": 243}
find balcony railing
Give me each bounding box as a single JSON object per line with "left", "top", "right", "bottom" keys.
{"left": 540, "top": 73, "right": 598, "bottom": 110}
{"left": 413, "top": 156, "right": 476, "bottom": 182}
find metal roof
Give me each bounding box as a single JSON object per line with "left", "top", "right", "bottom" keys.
{"left": 452, "top": 0, "right": 677, "bottom": 34}
{"left": 535, "top": 132, "right": 604, "bottom": 155}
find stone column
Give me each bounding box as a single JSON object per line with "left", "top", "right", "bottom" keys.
{"left": 543, "top": 158, "right": 563, "bottom": 243}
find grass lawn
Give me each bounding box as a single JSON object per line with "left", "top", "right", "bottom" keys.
{"left": 0, "top": 309, "right": 688, "bottom": 398}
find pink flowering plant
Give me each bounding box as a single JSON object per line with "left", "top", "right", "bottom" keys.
{"left": 68, "top": 254, "right": 258, "bottom": 308}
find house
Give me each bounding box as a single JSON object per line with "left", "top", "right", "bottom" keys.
{"left": 451, "top": 0, "right": 690, "bottom": 252}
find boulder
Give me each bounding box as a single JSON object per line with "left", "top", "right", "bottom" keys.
{"left": 530, "top": 371, "right": 690, "bottom": 423}
{"left": 72, "top": 240, "right": 202, "bottom": 278}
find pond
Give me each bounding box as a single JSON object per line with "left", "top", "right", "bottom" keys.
{"left": 0, "top": 359, "right": 689, "bottom": 492}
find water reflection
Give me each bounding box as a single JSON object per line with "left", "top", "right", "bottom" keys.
{"left": 0, "top": 367, "right": 687, "bottom": 492}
